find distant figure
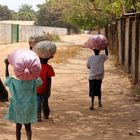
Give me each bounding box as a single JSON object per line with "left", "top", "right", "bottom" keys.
{"left": 4, "top": 58, "right": 42, "bottom": 140}
{"left": 28, "top": 33, "right": 53, "bottom": 50}
{"left": 86, "top": 48, "right": 108, "bottom": 110}
{"left": 37, "top": 57, "right": 55, "bottom": 121}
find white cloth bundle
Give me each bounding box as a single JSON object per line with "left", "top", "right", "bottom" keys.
{"left": 33, "top": 41, "right": 57, "bottom": 59}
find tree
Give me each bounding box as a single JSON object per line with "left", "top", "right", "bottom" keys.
{"left": 16, "top": 4, "right": 36, "bottom": 21}
{"left": 0, "top": 4, "right": 12, "bottom": 20}
{"left": 125, "top": 0, "right": 139, "bottom": 12}
{"left": 58, "top": 0, "right": 140, "bottom": 29}
{"left": 36, "top": 1, "right": 65, "bottom": 27}
{"left": 36, "top": 0, "right": 140, "bottom": 30}
{"left": 48, "top": 0, "right": 111, "bottom": 30}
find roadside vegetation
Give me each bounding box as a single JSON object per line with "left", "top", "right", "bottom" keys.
{"left": 50, "top": 45, "right": 82, "bottom": 64}
{"left": 0, "top": 1, "right": 139, "bottom": 32}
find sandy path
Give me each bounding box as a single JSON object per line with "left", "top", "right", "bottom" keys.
{"left": 0, "top": 34, "right": 140, "bottom": 140}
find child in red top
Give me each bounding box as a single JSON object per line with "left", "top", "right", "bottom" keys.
{"left": 37, "top": 57, "right": 55, "bottom": 121}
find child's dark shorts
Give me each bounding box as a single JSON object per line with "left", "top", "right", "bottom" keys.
{"left": 89, "top": 79, "right": 102, "bottom": 97}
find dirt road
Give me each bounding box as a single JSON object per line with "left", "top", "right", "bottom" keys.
{"left": 0, "top": 34, "right": 140, "bottom": 140}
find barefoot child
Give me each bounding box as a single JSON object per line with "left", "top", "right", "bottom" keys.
{"left": 87, "top": 48, "right": 108, "bottom": 110}
{"left": 31, "top": 41, "right": 56, "bottom": 121}
{"left": 4, "top": 50, "right": 42, "bottom": 140}
{"left": 37, "top": 57, "right": 55, "bottom": 121}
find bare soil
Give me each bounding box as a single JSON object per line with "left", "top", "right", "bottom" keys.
{"left": 0, "top": 34, "right": 140, "bottom": 140}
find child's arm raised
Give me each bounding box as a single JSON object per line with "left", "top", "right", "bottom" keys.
{"left": 4, "top": 59, "right": 9, "bottom": 77}
{"left": 86, "top": 57, "right": 90, "bottom": 69}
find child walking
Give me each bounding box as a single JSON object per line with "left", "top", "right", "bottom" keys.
{"left": 86, "top": 48, "right": 108, "bottom": 110}
{"left": 37, "top": 57, "right": 55, "bottom": 121}
{"left": 29, "top": 40, "right": 56, "bottom": 121}
{"left": 4, "top": 58, "right": 42, "bottom": 140}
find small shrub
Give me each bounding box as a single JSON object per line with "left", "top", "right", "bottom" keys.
{"left": 50, "top": 45, "right": 82, "bottom": 63}
{"left": 52, "top": 33, "right": 60, "bottom": 42}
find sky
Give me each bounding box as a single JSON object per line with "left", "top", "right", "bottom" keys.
{"left": 0, "top": 0, "right": 46, "bottom": 11}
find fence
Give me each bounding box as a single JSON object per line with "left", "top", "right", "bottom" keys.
{"left": 0, "top": 24, "right": 67, "bottom": 44}
{"left": 106, "top": 12, "right": 140, "bottom": 85}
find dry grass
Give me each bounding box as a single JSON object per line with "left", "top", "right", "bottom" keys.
{"left": 50, "top": 45, "right": 82, "bottom": 63}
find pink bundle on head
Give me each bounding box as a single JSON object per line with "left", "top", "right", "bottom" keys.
{"left": 84, "top": 34, "right": 108, "bottom": 50}
{"left": 8, "top": 49, "right": 41, "bottom": 80}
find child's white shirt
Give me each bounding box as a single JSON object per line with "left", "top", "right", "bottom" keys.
{"left": 87, "top": 54, "right": 108, "bottom": 80}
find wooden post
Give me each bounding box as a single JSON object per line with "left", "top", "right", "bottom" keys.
{"left": 120, "top": 17, "right": 126, "bottom": 66}
{"left": 117, "top": 20, "right": 122, "bottom": 65}
{"left": 131, "top": 13, "right": 140, "bottom": 84}
{"left": 114, "top": 22, "right": 118, "bottom": 56}
{"left": 128, "top": 16, "right": 135, "bottom": 74}
{"left": 136, "top": 13, "right": 140, "bottom": 84}
{"left": 135, "top": 13, "right": 140, "bottom": 84}
{"left": 124, "top": 15, "right": 135, "bottom": 73}
{"left": 124, "top": 17, "right": 129, "bottom": 71}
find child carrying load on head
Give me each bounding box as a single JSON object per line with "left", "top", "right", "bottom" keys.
{"left": 4, "top": 49, "right": 42, "bottom": 140}
{"left": 31, "top": 40, "right": 57, "bottom": 121}
{"left": 85, "top": 34, "right": 109, "bottom": 110}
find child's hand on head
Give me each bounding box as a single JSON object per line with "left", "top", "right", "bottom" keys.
{"left": 4, "top": 58, "right": 9, "bottom": 65}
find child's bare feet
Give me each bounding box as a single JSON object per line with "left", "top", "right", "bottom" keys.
{"left": 38, "top": 118, "right": 42, "bottom": 122}
{"left": 44, "top": 116, "right": 49, "bottom": 119}
{"left": 99, "top": 103, "right": 102, "bottom": 107}
{"left": 37, "top": 114, "right": 42, "bottom": 122}
{"left": 89, "top": 106, "right": 94, "bottom": 110}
